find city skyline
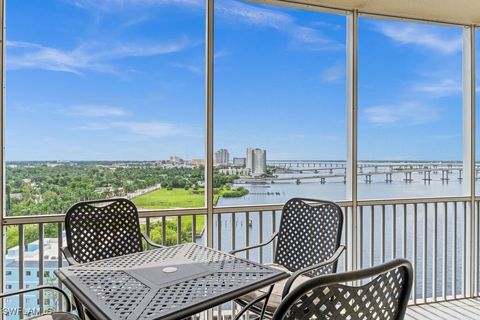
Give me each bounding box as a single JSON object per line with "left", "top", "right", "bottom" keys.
{"left": 5, "top": 0, "right": 475, "bottom": 162}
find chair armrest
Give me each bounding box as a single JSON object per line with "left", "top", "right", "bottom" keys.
{"left": 229, "top": 232, "right": 278, "bottom": 255}
{"left": 61, "top": 247, "right": 79, "bottom": 266}
{"left": 142, "top": 232, "right": 165, "bottom": 248}
{"left": 0, "top": 285, "right": 72, "bottom": 312}
{"left": 282, "top": 245, "right": 345, "bottom": 298}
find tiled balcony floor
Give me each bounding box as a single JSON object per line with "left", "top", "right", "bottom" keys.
{"left": 406, "top": 298, "right": 480, "bottom": 320}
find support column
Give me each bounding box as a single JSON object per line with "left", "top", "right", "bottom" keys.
{"left": 346, "top": 10, "right": 358, "bottom": 272}
{"left": 205, "top": 2, "right": 214, "bottom": 318}
{"left": 0, "top": 0, "right": 5, "bottom": 310}
{"left": 205, "top": 0, "right": 214, "bottom": 248}
{"left": 462, "top": 26, "right": 476, "bottom": 297}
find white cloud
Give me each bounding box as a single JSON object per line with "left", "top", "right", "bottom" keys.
{"left": 7, "top": 0, "right": 340, "bottom": 80}
{"left": 411, "top": 79, "right": 461, "bottom": 97}
{"left": 171, "top": 62, "right": 202, "bottom": 74}
{"left": 289, "top": 26, "right": 340, "bottom": 49}
{"left": 364, "top": 102, "right": 440, "bottom": 125}
{"left": 214, "top": 49, "right": 232, "bottom": 60}
{"left": 321, "top": 61, "right": 344, "bottom": 83}
{"left": 215, "top": 0, "right": 291, "bottom": 29}
{"left": 114, "top": 121, "right": 188, "bottom": 137}
{"left": 72, "top": 0, "right": 202, "bottom": 10}
{"left": 375, "top": 22, "right": 462, "bottom": 54}
{"left": 7, "top": 37, "right": 195, "bottom": 75}
{"left": 216, "top": 0, "right": 341, "bottom": 50}
{"left": 64, "top": 105, "right": 129, "bottom": 117}
{"left": 72, "top": 0, "right": 341, "bottom": 51}
{"left": 78, "top": 120, "right": 194, "bottom": 138}
{"left": 7, "top": 41, "right": 104, "bottom": 75}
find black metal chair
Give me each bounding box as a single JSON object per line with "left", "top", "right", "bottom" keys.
{"left": 63, "top": 198, "right": 163, "bottom": 265}
{"left": 1, "top": 285, "right": 78, "bottom": 320}
{"left": 62, "top": 198, "right": 163, "bottom": 319}
{"left": 230, "top": 198, "right": 345, "bottom": 318}
{"left": 271, "top": 259, "right": 413, "bottom": 320}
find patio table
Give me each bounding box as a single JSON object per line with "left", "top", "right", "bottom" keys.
{"left": 55, "top": 243, "right": 288, "bottom": 320}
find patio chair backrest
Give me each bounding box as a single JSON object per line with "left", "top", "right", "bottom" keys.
{"left": 272, "top": 259, "right": 413, "bottom": 320}
{"left": 65, "top": 198, "right": 143, "bottom": 263}
{"left": 274, "top": 198, "right": 343, "bottom": 275}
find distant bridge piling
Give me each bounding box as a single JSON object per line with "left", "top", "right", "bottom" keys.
{"left": 441, "top": 169, "right": 449, "bottom": 183}
{"left": 385, "top": 173, "right": 392, "bottom": 183}
{"left": 404, "top": 172, "right": 413, "bottom": 183}
{"left": 423, "top": 170, "right": 432, "bottom": 183}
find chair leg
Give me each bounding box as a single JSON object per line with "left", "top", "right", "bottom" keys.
{"left": 85, "top": 308, "right": 97, "bottom": 320}
{"left": 234, "top": 285, "right": 274, "bottom": 320}
{"left": 73, "top": 296, "right": 87, "bottom": 320}
{"left": 259, "top": 285, "right": 274, "bottom": 320}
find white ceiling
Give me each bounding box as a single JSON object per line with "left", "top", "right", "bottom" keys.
{"left": 283, "top": 0, "right": 480, "bottom": 25}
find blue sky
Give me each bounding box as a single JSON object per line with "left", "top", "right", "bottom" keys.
{"left": 5, "top": 0, "right": 467, "bottom": 161}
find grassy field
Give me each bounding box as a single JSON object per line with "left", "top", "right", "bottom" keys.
{"left": 133, "top": 188, "right": 206, "bottom": 209}
{"left": 133, "top": 188, "right": 222, "bottom": 209}
{"left": 133, "top": 188, "right": 221, "bottom": 239}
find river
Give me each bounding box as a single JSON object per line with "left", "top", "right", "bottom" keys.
{"left": 202, "top": 169, "right": 479, "bottom": 300}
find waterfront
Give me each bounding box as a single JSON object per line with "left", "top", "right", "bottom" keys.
{"left": 222, "top": 170, "right": 471, "bottom": 205}
{"left": 209, "top": 169, "right": 478, "bottom": 299}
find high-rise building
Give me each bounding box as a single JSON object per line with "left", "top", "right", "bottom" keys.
{"left": 233, "top": 157, "right": 246, "bottom": 167}
{"left": 246, "top": 147, "right": 254, "bottom": 172}
{"left": 215, "top": 149, "right": 230, "bottom": 166}
{"left": 246, "top": 147, "right": 267, "bottom": 176}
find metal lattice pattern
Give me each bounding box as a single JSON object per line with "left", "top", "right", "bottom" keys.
{"left": 59, "top": 243, "right": 286, "bottom": 320}
{"left": 282, "top": 268, "right": 408, "bottom": 320}
{"left": 65, "top": 198, "right": 143, "bottom": 263}
{"left": 79, "top": 246, "right": 179, "bottom": 269}
{"left": 139, "top": 271, "right": 269, "bottom": 319}
{"left": 77, "top": 243, "right": 265, "bottom": 271}
{"left": 72, "top": 269, "right": 150, "bottom": 319}
{"left": 275, "top": 199, "right": 343, "bottom": 276}
{"left": 185, "top": 244, "right": 270, "bottom": 271}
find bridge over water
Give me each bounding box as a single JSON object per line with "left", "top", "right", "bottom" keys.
{"left": 242, "top": 160, "right": 480, "bottom": 184}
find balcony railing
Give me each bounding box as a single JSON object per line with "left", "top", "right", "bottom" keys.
{"left": 2, "top": 196, "right": 480, "bottom": 318}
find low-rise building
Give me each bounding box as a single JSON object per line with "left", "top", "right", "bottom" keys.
{"left": 4, "top": 236, "right": 66, "bottom": 319}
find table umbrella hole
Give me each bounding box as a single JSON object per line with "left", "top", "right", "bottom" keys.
{"left": 162, "top": 267, "right": 178, "bottom": 273}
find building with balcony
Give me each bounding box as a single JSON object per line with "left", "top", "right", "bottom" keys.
{"left": 4, "top": 237, "right": 64, "bottom": 319}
